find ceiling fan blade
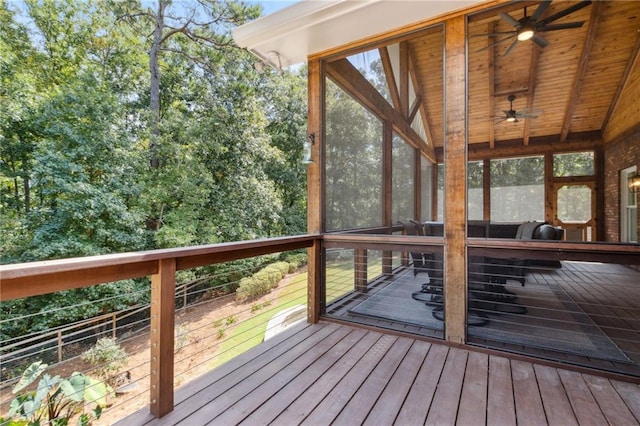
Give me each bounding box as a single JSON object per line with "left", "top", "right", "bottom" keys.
{"left": 503, "top": 39, "right": 519, "bottom": 56}
{"left": 530, "top": 0, "right": 552, "bottom": 21}
{"left": 540, "top": 22, "right": 585, "bottom": 31}
{"left": 540, "top": 1, "right": 591, "bottom": 25}
{"left": 499, "top": 12, "right": 521, "bottom": 28}
{"left": 470, "top": 31, "right": 517, "bottom": 37}
{"left": 475, "top": 35, "right": 515, "bottom": 52}
{"left": 532, "top": 34, "right": 549, "bottom": 48}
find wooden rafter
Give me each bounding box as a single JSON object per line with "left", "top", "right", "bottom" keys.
{"left": 407, "top": 47, "right": 436, "bottom": 153}
{"left": 379, "top": 47, "right": 401, "bottom": 111}
{"left": 601, "top": 31, "right": 640, "bottom": 135}
{"left": 523, "top": 44, "right": 540, "bottom": 146}
{"left": 409, "top": 95, "right": 421, "bottom": 122}
{"left": 326, "top": 59, "right": 436, "bottom": 163}
{"left": 560, "top": 0, "right": 602, "bottom": 142}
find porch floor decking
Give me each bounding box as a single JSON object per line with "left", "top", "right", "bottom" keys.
{"left": 118, "top": 321, "right": 640, "bottom": 426}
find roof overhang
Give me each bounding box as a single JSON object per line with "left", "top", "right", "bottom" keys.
{"left": 233, "top": 0, "right": 487, "bottom": 69}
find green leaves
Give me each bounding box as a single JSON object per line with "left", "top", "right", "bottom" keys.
{"left": 0, "top": 0, "right": 308, "bottom": 344}
{"left": 8, "top": 361, "right": 109, "bottom": 424}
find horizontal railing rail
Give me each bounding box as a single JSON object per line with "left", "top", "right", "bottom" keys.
{"left": 468, "top": 239, "right": 640, "bottom": 264}
{"left": 0, "top": 235, "right": 318, "bottom": 301}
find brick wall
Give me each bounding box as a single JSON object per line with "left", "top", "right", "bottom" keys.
{"left": 603, "top": 127, "right": 640, "bottom": 242}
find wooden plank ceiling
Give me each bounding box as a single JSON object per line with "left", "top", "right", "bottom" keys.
{"left": 405, "top": 0, "right": 640, "bottom": 150}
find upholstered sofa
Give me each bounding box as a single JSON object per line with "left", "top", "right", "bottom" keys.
{"left": 418, "top": 220, "right": 564, "bottom": 284}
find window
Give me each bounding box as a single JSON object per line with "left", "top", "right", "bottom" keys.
{"left": 490, "top": 156, "right": 544, "bottom": 222}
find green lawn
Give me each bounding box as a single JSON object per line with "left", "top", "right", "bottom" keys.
{"left": 209, "top": 255, "right": 387, "bottom": 368}
{"left": 210, "top": 271, "right": 308, "bottom": 368}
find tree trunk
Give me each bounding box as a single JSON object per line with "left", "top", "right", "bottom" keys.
{"left": 23, "top": 175, "right": 30, "bottom": 215}
{"left": 148, "top": 0, "right": 165, "bottom": 169}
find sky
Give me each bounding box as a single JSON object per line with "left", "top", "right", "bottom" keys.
{"left": 252, "top": 0, "right": 300, "bottom": 16}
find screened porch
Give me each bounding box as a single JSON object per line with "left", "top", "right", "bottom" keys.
{"left": 288, "top": 0, "right": 640, "bottom": 378}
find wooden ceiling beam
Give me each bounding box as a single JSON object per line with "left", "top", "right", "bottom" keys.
{"left": 326, "top": 58, "right": 436, "bottom": 163}
{"left": 408, "top": 47, "right": 436, "bottom": 151}
{"left": 466, "top": 130, "right": 602, "bottom": 161}
{"left": 523, "top": 44, "right": 541, "bottom": 146}
{"left": 560, "top": 0, "right": 602, "bottom": 142}
{"left": 379, "top": 47, "right": 401, "bottom": 112}
{"left": 409, "top": 95, "right": 421, "bottom": 122}
{"left": 601, "top": 31, "right": 640, "bottom": 136}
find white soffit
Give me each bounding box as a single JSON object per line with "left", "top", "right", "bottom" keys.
{"left": 233, "top": 0, "right": 486, "bottom": 69}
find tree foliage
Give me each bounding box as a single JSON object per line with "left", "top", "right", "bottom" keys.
{"left": 0, "top": 0, "right": 307, "bottom": 339}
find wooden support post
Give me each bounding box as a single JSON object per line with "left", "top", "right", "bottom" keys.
{"left": 483, "top": 159, "right": 491, "bottom": 221}
{"left": 355, "top": 248, "right": 368, "bottom": 292}
{"left": 307, "top": 239, "right": 322, "bottom": 323}
{"left": 545, "top": 152, "right": 554, "bottom": 224}
{"left": 307, "top": 58, "right": 323, "bottom": 323}
{"left": 594, "top": 146, "right": 605, "bottom": 242}
{"left": 443, "top": 15, "right": 467, "bottom": 344}
{"left": 150, "top": 258, "right": 176, "bottom": 418}
{"left": 382, "top": 120, "right": 394, "bottom": 274}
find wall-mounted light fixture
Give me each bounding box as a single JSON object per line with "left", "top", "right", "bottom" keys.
{"left": 302, "top": 133, "right": 315, "bottom": 164}
{"left": 628, "top": 172, "right": 640, "bottom": 193}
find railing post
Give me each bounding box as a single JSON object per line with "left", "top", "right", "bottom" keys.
{"left": 150, "top": 258, "right": 176, "bottom": 418}
{"left": 355, "top": 248, "right": 368, "bottom": 292}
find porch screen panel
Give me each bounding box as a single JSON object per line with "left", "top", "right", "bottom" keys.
{"left": 437, "top": 164, "right": 444, "bottom": 221}
{"left": 553, "top": 151, "right": 594, "bottom": 177}
{"left": 421, "top": 157, "right": 433, "bottom": 222}
{"left": 392, "top": 133, "right": 415, "bottom": 222}
{"left": 490, "top": 156, "right": 544, "bottom": 222}
{"left": 468, "top": 161, "right": 483, "bottom": 221}
{"left": 325, "top": 79, "right": 383, "bottom": 231}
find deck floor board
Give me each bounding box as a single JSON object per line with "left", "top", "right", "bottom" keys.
{"left": 117, "top": 322, "right": 640, "bottom": 426}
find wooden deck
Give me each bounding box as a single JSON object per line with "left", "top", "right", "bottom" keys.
{"left": 325, "top": 260, "right": 640, "bottom": 377}
{"left": 118, "top": 321, "right": 640, "bottom": 425}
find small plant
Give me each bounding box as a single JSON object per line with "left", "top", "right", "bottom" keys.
{"left": 216, "top": 328, "right": 226, "bottom": 340}
{"left": 81, "top": 338, "right": 128, "bottom": 388}
{"left": 212, "top": 319, "right": 223, "bottom": 328}
{"left": 8, "top": 361, "right": 108, "bottom": 425}
{"left": 251, "top": 304, "right": 262, "bottom": 312}
{"left": 225, "top": 316, "right": 237, "bottom": 325}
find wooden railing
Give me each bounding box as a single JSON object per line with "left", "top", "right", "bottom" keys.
{"left": 0, "top": 235, "right": 318, "bottom": 418}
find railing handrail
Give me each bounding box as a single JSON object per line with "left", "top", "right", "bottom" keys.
{"left": 468, "top": 239, "right": 640, "bottom": 264}
{"left": 0, "top": 234, "right": 318, "bottom": 301}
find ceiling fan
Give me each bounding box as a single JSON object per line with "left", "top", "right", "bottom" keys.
{"left": 495, "top": 95, "right": 541, "bottom": 123}
{"left": 476, "top": 0, "right": 592, "bottom": 56}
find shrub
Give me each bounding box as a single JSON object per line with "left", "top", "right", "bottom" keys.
{"left": 81, "top": 338, "right": 128, "bottom": 388}
{"left": 235, "top": 262, "right": 290, "bottom": 300}
{"left": 284, "top": 253, "right": 307, "bottom": 272}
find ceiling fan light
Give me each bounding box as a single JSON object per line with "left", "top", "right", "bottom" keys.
{"left": 506, "top": 116, "right": 517, "bottom": 122}
{"left": 517, "top": 27, "right": 535, "bottom": 41}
